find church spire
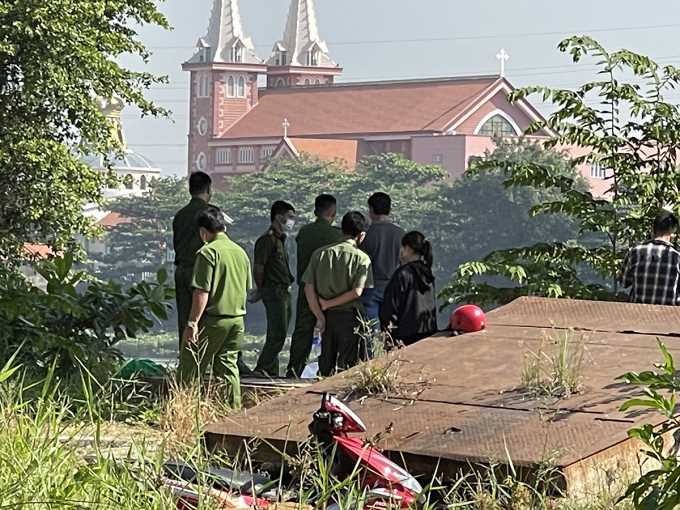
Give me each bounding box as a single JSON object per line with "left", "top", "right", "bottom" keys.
{"left": 187, "top": 0, "right": 261, "bottom": 65}
{"left": 267, "top": 0, "right": 336, "bottom": 68}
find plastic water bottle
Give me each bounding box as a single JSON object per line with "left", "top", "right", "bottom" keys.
{"left": 301, "top": 329, "right": 322, "bottom": 379}
{"left": 311, "top": 328, "right": 322, "bottom": 359}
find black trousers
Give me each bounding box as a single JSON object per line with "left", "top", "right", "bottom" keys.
{"left": 319, "top": 309, "right": 367, "bottom": 377}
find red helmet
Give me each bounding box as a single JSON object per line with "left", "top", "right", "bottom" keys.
{"left": 449, "top": 305, "right": 486, "bottom": 333}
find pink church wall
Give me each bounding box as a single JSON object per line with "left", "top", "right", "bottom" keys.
{"left": 412, "top": 135, "right": 467, "bottom": 177}
{"left": 456, "top": 91, "right": 535, "bottom": 135}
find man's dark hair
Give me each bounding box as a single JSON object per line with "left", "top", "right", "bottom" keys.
{"left": 341, "top": 211, "right": 368, "bottom": 237}
{"left": 653, "top": 210, "right": 679, "bottom": 237}
{"left": 368, "top": 192, "right": 392, "bottom": 216}
{"left": 189, "top": 171, "right": 212, "bottom": 196}
{"left": 270, "top": 200, "right": 295, "bottom": 222}
{"left": 314, "top": 194, "right": 337, "bottom": 216}
{"left": 197, "top": 206, "right": 227, "bottom": 234}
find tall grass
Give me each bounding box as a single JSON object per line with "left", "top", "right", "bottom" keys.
{"left": 0, "top": 372, "right": 175, "bottom": 508}
{"left": 0, "top": 351, "right": 631, "bottom": 510}
{"left": 521, "top": 329, "right": 586, "bottom": 399}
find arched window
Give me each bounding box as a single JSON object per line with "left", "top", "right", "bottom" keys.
{"left": 314, "top": 79, "right": 321, "bottom": 85}
{"left": 196, "top": 116, "right": 208, "bottom": 136}
{"left": 140, "top": 175, "right": 148, "bottom": 190}
{"left": 124, "top": 175, "right": 134, "bottom": 190}
{"left": 277, "top": 51, "right": 287, "bottom": 66}
{"left": 275, "top": 78, "right": 285, "bottom": 88}
{"left": 200, "top": 47, "right": 210, "bottom": 63}
{"left": 308, "top": 49, "right": 319, "bottom": 66}
{"left": 232, "top": 44, "right": 243, "bottom": 63}
{"left": 238, "top": 76, "right": 246, "bottom": 97}
{"left": 227, "top": 76, "right": 235, "bottom": 97}
{"left": 196, "top": 73, "right": 210, "bottom": 98}
{"left": 478, "top": 114, "right": 518, "bottom": 137}
{"left": 304, "top": 79, "right": 310, "bottom": 85}
{"left": 196, "top": 152, "right": 207, "bottom": 171}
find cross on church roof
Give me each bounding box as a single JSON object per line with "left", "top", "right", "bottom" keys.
{"left": 496, "top": 48, "right": 509, "bottom": 78}
{"left": 282, "top": 118, "right": 290, "bottom": 137}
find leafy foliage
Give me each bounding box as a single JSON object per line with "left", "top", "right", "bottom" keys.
{"left": 220, "top": 153, "right": 447, "bottom": 250}
{"left": 99, "top": 150, "right": 576, "bottom": 319}
{"left": 618, "top": 340, "right": 680, "bottom": 509}
{"left": 441, "top": 37, "right": 680, "bottom": 308}
{"left": 0, "top": 254, "right": 173, "bottom": 383}
{"left": 0, "top": 0, "right": 169, "bottom": 264}
{"left": 93, "top": 177, "right": 185, "bottom": 281}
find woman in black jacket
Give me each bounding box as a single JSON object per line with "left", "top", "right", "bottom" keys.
{"left": 379, "top": 231, "right": 438, "bottom": 347}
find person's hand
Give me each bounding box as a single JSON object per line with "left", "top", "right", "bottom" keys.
{"left": 315, "top": 315, "right": 326, "bottom": 334}
{"left": 183, "top": 324, "right": 199, "bottom": 345}
{"left": 319, "top": 298, "right": 330, "bottom": 311}
{"left": 248, "top": 288, "right": 262, "bottom": 304}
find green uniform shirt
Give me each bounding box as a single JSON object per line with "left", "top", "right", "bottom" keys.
{"left": 192, "top": 233, "right": 252, "bottom": 318}
{"left": 302, "top": 238, "right": 374, "bottom": 311}
{"left": 254, "top": 229, "right": 294, "bottom": 289}
{"left": 296, "top": 218, "right": 344, "bottom": 282}
{"left": 173, "top": 197, "right": 211, "bottom": 269}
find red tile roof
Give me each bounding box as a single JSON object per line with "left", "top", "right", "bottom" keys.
{"left": 222, "top": 76, "right": 499, "bottom": 139}
{"left": 288, "top": 137, "right": 359, "bottom": 168}
{"left": 97, "top": 212, "right": 130, "bottom": 228}
{"left": 23, "top": 244, "right": 54, "bottom": 259}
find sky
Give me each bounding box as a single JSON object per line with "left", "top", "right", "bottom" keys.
{"left": 122, "top": 0, "right": 680, "bottom": 176}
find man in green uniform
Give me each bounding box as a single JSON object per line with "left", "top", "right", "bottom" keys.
{"left": 180, "top": 207, "right": 251, "bottom": 409}
{"left": 286, "top": 194, "right": 344, "bottom": 378}
{"left": 252, "top": 201, "right": 296, "bottom": 377}
{"left": 303, "top": 211, "right": 373, "bottom": 377}
{"left": 173, "top": 171, "right": 212, "bottom": 349}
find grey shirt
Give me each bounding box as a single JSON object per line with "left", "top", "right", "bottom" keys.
{"left": 361, "top": 220, "right": 405, "bottom": 292}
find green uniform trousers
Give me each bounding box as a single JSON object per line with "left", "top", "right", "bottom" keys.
{"left": 254, "top": 287, "right": 292, "bottom": 377}
{"left": 176, "top": 266, "right": 251, "bottom": 377}
{"left": 174, "top": 265, "right": 194, "bottom": 348}
{"left": 287, "top": 287, "right": 317, "bottom": 378}
{"left": 319, "top": 309, "right": 367, "bottom": 377}
{"left": 178, "top": 315, "right": 244, "bottom": 410}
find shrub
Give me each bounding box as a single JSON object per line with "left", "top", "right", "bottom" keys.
{"left": 0, "top": 254, "right": 173, "bottom": 385}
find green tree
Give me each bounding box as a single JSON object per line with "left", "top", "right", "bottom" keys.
{"left": 0, "top": 0, "right": 169, "bottom": 266}
{"left": 618, "top": 341, "right": 680, "bottom": 508}
{"left": 217, "top": 153, "right": 447, "bottom": 251}
{"left": 441, "top": 37, "right": 680, "bottom": 308}
{"left": 94, "top": 177, "right": 186, "bottom": 281}
{"left": 0, "top": 254, "right": 173, "bottom": 382}
{"left": 99, "top": 150, "right": 577, "bottom": 315}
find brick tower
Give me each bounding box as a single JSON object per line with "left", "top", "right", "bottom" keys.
{"left": 182, "top": 0, "right": 266, "bottom": 175}
{"left": 266, "top": 0, "right": 343, "bottom": 89}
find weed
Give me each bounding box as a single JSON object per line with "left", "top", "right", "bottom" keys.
{"left": 0, "top": 344, "right": 633, "bottom": 510}
{"left": 344, "top": 317, "right": 430, "bottom": 402}
{"left": 521, "top": 328, "right": 586, "bottom": 399}
{"left": 159, "top": 376, "right": 235, "bottom": 449}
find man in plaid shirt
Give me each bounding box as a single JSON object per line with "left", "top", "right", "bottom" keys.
{"left": 621, "top": 210, "right": 680, "bottom": 306}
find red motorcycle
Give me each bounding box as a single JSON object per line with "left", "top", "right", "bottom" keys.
{"left": 163, "top": 393, "right": 423, "bottom": 509}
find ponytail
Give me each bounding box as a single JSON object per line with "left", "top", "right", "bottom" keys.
{"left": 422, "top": 240, "right": 433, "bottom": 269}
{"left": 402, "top": 231, "right": 433, "bottom": 268}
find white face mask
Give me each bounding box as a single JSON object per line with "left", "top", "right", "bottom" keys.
{"left": 285, "top": 219, "right": 296, "bottom": 232}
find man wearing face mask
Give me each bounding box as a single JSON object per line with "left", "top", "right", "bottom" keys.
{"left": 253, "top": 201, "right": 296, "bottom": 377}
{"left": 180, "top": 207, "right": 251, "bottom": 408}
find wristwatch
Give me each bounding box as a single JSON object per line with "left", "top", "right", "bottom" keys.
{"left": 187, "top": 321, "right": 199, "bottom": 329}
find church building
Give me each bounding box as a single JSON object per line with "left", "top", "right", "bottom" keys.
{"left": 183, "top": 0, "right": 606, "bottom": 192}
